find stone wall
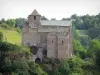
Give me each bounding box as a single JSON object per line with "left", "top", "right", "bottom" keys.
{"left": 22, "top": 24, "right": 73, "bottom": 59}
{"left": 47, "top": 32, "right": 57, "bottom": 58}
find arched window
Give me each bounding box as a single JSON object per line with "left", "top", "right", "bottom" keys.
{"left": 34, "top": 16, "right": 36, "bottom": 20}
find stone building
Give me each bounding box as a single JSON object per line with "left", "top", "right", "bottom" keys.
{"left": 22, "top": 9, "right": 73, "bottom": 61}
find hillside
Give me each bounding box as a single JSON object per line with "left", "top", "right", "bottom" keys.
{"left": 0, "top": 28, "right": 21, "bottom": 45}
{"left": 76, "top": 30, "right": 88, "bottom": 36}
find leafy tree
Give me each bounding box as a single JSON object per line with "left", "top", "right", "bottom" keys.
{"left": 73, "top": 39, "right": 86, "bottom": 59}
{"left": 67, "top": 57, "right": 84, "bottom": 75}
{"left": 88, "top": 28, "right": 100, "bottom": 39}
{"left": 0, "top": 18, "right": 6, "bottom": 24}
{"left": 16, "top": 27, "right": 21, "bottom": 33}
{"left": 54, "top": 57, "right": 85, "bottom": 75}
{"left": 0, "top": 23, "right": 9, "bottom": 28}
{"left": 51, "top": 18, "right": 56, "bottom": 20}
{"left": 79, "top": 36, "right": 91, "bottom": 48}
{"left": 15, "top": 18, "right": 26, "bottom": 28}
{"left": 71, "top": 14, "right": 77, "bottom": 20}
{"left": 41, "top": 16, "right": 48, "bottom": 20}
{"left": 58, "top": 60, "right": 69, "bottom": 75}
{"left": 62, "top": 18, "right": 71, "bottom": 20}
{"left": 0, "top": 42, "right": 20, "bottom": 74}
{"left": 72, "top": 25, "right": 79, "bottom": 40}
{"left": 6, "top": 19, "right": 15, "bottom": 27}
{"left": 28, "top": 61, "right": 47, "bottom": 75}
{"left": 87, "top": 40, "right": 100, "bottom": 61}
{"left": 95, "top": 51, "right": 100, "bottom": 69}
{"left": 73, "top": 39, "right": 85, "bottom": 52}
{"left": 73, "top": 17, "right": 83, "bottom": 29}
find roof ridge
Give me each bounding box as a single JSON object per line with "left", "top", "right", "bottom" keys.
{"left": 30, "top": 9, "right": 41, "bottom": 15}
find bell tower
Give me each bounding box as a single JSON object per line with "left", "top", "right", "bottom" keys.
{"left": 28, "top": 9, "right": 41, "bottom": 28}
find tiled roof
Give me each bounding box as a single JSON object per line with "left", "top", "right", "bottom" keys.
{"left": 41, "top": 20, "right": 71, "bottom": 26}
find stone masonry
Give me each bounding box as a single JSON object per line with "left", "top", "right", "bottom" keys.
{"left": 22, "top": 9, "right": 73, "bottom": 61}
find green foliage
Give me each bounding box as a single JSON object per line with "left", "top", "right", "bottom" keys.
{"left": 71, "top": 14, "right": 77, "bottom": 20}
{"left": 87, "top": 39, "right": 100, "bottom": 70}
{"left": 67, "top": 57, "right": 84, "bottom": 75}
{"left": 72, "top": 25, "right": 79, "bottom": 40}
{"left": 16, "top": 27, "right": 22, "bottom": 33}
{"left": 0, "top": 40, "right": 47, "bottom": 75}
{"left": 0, "top": 23, "right": 9, "bottom": 28}
{"left": 28, "top": 61, "right": 47, "bottom": 75}
{"left": 72, "top": 13, "right": 100, "bottom": 31}
{"left": 87, "top": 40, "right": 100, "bottom": 58}
{"left": 54, "top": 57, "right": 86, "bottom": 75}
{"left": 0, "top": 28, "right": 21, "bottom": 45}
{"left": 73, "top": 17, "right": 83, "bottom": 29}
{"left": 0, "top": 32, "right": 3, "bottom": 42}
{"left": 73, "top": 39, "right": 85, "bottom": 52}
{"left": 12, "top": 61, "right": 30, "bottom": 75}
{"left": 58, "top": 60, "right": 69, "bottom": 75}
{"left": 0, "top": 42, "right": 20, "bottom": 52}
{"left": 88, "top": 28, "right": 100, "bottom": 39}
{"left": 0, "top": 18, "right": 6, "bottom": 24}
{"left": 79, "top": 36, "right": 91, "bottom": 48}
{"left": 6, "top": 19, "right": 15, "bottom": 27}
{"left": 51, "top": 18, "right": 56, "bottom": 20}
{"left": 95, "top": 51, "right": 100, "bottom": 69}
{"left": 15, "top": 18, "right": 26, "bottom": 28}
{"left": 41, "top": 16, "right": 48, "bottom": 20}
{"left": 73, "top": 39, "right": 86, "bottom": 59}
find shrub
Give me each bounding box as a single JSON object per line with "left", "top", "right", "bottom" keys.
{"left": 0, "top": 32, "right": 3, "bottom": 42}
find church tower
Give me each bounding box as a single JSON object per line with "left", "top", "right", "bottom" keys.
{"left": 28, "top": 9, "right": 41, "bottom": 28}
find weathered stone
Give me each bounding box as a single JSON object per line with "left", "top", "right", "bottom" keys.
{"left": 22, "top": 9, "right": 73, "bottom": 61}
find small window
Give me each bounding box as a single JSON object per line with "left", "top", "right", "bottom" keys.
{"left": 34, "top": 16, "right": 36, "bottom": 20}
{"left": 62, "top": 40, "right": 64, "bottom": 44}
{"left": 26, "top": 43, "right": 30, "bottom": 46}
{"left": 52, "top": 40, "right": 53, "bottom": 43}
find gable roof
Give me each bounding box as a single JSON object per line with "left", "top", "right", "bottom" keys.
{"left": 41, "top": 20, "right": 72, "bottom": 26}
{"left": 30, "top": 9, "right": 41, "bottom": 16}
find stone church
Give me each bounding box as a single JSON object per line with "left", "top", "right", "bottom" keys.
{"left": 22, "top": 9, "right": 73, "bottom": 61}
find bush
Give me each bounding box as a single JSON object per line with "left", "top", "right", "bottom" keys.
{"left": 0, "top": 32, "right": 3, "bottom": 42}
{"left": 16, "top": 27, "right": 21, "bottom": 33}
{"left": 0, "top": 23, "right": 9, "bottom": 28}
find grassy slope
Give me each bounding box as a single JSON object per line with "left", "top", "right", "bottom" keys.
{"left": 0, "top": 28, "right": 21, "bottom": 45}
{"left": 76, "top": 30, "right": 88, "bottom": 36}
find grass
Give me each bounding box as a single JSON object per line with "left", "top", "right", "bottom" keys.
{"left": 0, "top": 28, "right": 21, "bottom": 45}
{"left": 76, "top": 30, "right": 88, "bottom": 36}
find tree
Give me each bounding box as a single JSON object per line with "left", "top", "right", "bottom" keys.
{"left": 73, "top": 17, "right": 83, "bottom": 29}
{"left": 0, "top": 18, "right": 5, "bottom": 24}
{"left": 15, "top": 18, "right": 26, "bottom": 28}
{"left": 0, "top": 42, "right": 20, "bottom": 74}
{"left": 87, "top": 40, "right": 100, "bottom": 61}
{"left": 73, "top": 39, "right": 86, "bottom": 59}
{"left": 41, "top": 16, "right": 48, "bottom": 20}
{"left": 0, "top": 23, "right": 9, "bottom": 28}
{"left": 71, "top": 14, "right": 77, "bottom": 20}
{"left": 6, "top": 19, "right": 15, "bottom": 27}
{"left": 62, "top": 18, "right": 71, "bottom": 20}
{"left": 51, "top": 18, "right": 56, "bottom": 20}
{"left": 58, "top": 60, "right": 69, "bottom": 75}
{"left": 88, "top": 28, "right": 100, "bottom": 39}
{"left": 16, "top": 27, "right": 21, "bottom": 33}
{"left": 95, "top": 51, "right": 100, "bottom": 69}
{"left": 79, "top": 36, "right": 91, "bottom": 49}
